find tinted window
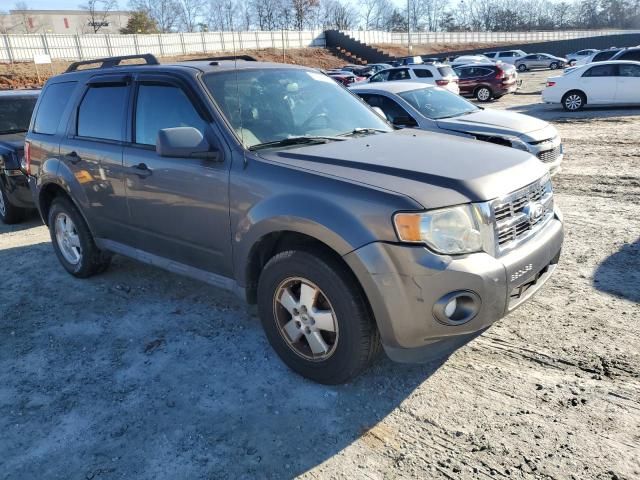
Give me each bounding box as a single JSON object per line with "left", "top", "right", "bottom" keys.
{"left": 398, "top": 87, "right": 478, "bottom": 120}
{"left": 358, "top": 94, "right": 415, "bottom": 125}
{"left": 437, "top": 66, "right": 455, "bottom": 77}
{"left": 593, "top": 51, "right": 617, "bottom": 62}
{"left": 77, "top": 85, "right": 128, "bottom": 141}
{"left": 0, "top": 96, "right": 38, "bottom": 134}
{"left": 583, "top": 65, "right": 617, "bottom": 77}
{"left": 369, "top": 70, "right": 390, "bottom": 82}
{"left": 388, "top": 69, "right": 411, "bottom": 81}
{"left": 524, "top": 55, "right": 537, "bottom": 59}
{"left": 33, "top": 82, "right": 76, "bottom": 135}
{"left": 453, "top": 67, "right": 470, "bottom": 79}
{"left": 135, "top": 84, "right": 208, "bottom": 146}
{"left": 499, "top": 52, "right": 514, "bottom": 58}
{"left": 619, "top": 64, "right": 640, "bottom": 77}
{"left": 413, "top": 69, "right": 433, "bottom": 78}
{"left": 618, "top": 50, "right": 640, "bottom": 61}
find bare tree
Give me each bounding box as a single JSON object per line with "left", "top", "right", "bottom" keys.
{"left": 79, "top": 0, "right": 118, "bottom": 33}
{"left": 129, "top": 0, "right": 181, "bottom": 33}
{"left": 322, "top": 0, "right": 357, "bottom": 29}
{"left": 291, "top": 0, "right": 319, "bottom": 29}
{"left": 178, "top": 0, "right": 206, "bottom": 32}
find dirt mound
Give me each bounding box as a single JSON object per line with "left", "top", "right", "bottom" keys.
{"left": 0, "top": 47, "right": 345, "bottom": 89}
{"left": 375, "top": 42, "right": 518, "bottom": 58}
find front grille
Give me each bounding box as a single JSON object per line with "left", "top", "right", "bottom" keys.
{"left": 537, "top": 145, "right": 562, "bottom": 163}
{"left": 492, "top": 176, "right": 554, "bottom": 252}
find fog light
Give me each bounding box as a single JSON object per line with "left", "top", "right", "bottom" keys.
{"left": 444, "top": 298, "right": 457, "bottom": 318}
{"left": 433, "top": 291, "right": 481, "bottom": 326}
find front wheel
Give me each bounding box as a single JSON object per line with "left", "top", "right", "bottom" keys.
{"left": 257, "top": 249, "right": 380, "bottom": 384}
{"left": 562, "top": 91, "right": 586, "bottom": 111}
{"left": 550, "top": 62, "right": 559, "bottom": 70}
{"left": 0, "top": 180, "right": 26, "bottom": 224}
{"left": 475, "top": 87, "right": 493, "bottom": 102}
{"left": 48, "top": 196, "right": 111, "bottom": 277}
{"left": 517, "top": 63, "right": 527, "bottom": 72}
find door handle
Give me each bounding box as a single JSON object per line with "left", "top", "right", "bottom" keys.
{"left": 130, "top": 162, "right": 152, "bottom": 178}
{"left": 67, "top": 151, "right": 81, "bottom": 164}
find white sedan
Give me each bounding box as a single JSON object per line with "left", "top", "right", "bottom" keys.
{"left": 542, "top": 60, "right": 640, "bottom": 111}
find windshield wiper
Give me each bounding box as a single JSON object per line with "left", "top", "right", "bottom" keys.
{"left": 435, "top": 111, "right": 476, "bottom": 119}
{"left": 249, "top": 135, "right": 346, "bottom": 151}
{"left": 338, "top": 127, "right": 388, "bottom": 137}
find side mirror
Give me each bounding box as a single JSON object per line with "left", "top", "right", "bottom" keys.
{"left": 156, "top": 127, "right": 220, "bottom": 161}
{"left": 370, "top": 106, "right": 388, "bottom": 120}
{"left": 393, "top": 115, "right": 417, "bottom": 128}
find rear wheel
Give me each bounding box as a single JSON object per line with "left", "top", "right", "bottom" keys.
{"left": 48, "top": 196, "right": 111, "bottom": 277}
{"left": 257, "top": 249, "right": 380, "bottom": 384}
{"left": 0, "top": 180, "right": 26, "bottom": 224}
{"left": 517, "top": 63, "right": 527, "bottom": 72}
{"left": 475, "top": 86, "right": 492, "bottom": 102}
{"left": 562, "top": 91, "right": 586, "bottom": 111}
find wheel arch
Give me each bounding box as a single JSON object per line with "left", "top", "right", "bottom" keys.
{"left": 562, "top": 89, "right": 588, "bottom": 105}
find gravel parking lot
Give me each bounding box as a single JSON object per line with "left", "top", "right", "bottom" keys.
{"left": 1, "top": 70, "right": 639, "bottom": 480}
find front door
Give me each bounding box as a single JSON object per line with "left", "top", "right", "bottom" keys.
{"left": 616, "top": 63, "right": 640, "bottom": 104}
{"left": 60, "top": 75, "right": 131, "bottom": 243}
{"left": 122, "top": 76, "right": 233, "bottom": 277}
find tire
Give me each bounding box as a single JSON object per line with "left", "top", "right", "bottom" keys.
{"left": 517, "top": 63, "right": 527, "bottom": 72}
{"left": 47, "top": 196, "right": 111, "bottom": 278}
{"left": 475, "top": 86, "right": 492, "bottom": 102}
{"left": 550, "top": 62, "right": 559, "bottom": 70}
{"left": 562, "top": 91, "right": 586, "bottom": 112}
{"left": 257, "top": 249, "right": 381, "bottom": 384}
{"left": 569, "top": 60, "right": 576, "bottom": 66}
{"left": 0, "top": 179, "right": 26, "bottom": 224}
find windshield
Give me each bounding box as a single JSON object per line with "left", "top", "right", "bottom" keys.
{"left": 398, "top": 87, "right": 478, "bottom": 120}
{"left": 0, "top": 96, "right": 38, "bottom": 134}
{"left": 203, "top": 68, "right": 392, "bottom": 149}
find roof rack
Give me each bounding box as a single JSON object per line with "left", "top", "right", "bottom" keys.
{"left": 65, "top": 54, "right": 159, "bottom": 73}
{"left": 182, "top": 55, "right": 257, "bottom": 63}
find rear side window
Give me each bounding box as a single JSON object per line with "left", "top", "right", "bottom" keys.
{"left": 77, "top": 85, "right": 128, "bottom": 141}
{"left": 0, "top": 96, "right": 37, "bottom": 133}
{"left": 499, "top": 52, "right": 514, "bottom": 58}
{"left": 437, "top": 66, "right": 455, "bottom": 77}
{"left": 619, "top": 64, "right": 640, "bottom": 77}
{"left": 594, "top": 51, "right": 617, "bottom": 62}
{"left": 134, "top": 84, "right": 208, "bottom": 146}
{"left": 33, "top": 81, "right": 77, "bottom": 135}
{"left": 414, "top": 69, "right": 433, "bottom": 78}
{"left": 583, "top": 65, "right": 617, "bottom": 77}
{"left": 618, "top": 50, "right": 640, "bottom": 61}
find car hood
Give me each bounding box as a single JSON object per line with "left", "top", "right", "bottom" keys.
{"left": 0, "top": 132, "right": 26, "bottom": 151}
{"left": 436, "top": 109, "right": 555, "bottom": 141}
{"left": 257, "top": 129, "right": 547, "bottom": 209}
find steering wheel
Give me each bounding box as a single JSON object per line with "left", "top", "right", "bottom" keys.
{"left": 301, "top": 112, "right": 330, "bottom": 131}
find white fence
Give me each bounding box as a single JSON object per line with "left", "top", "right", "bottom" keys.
{"left": 341, "top": 29, "right": 640, "bottom": 45}
{"left": 0, "top": 30, "right": 326, "bottom": 62}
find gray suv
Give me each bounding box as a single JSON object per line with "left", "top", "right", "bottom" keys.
{"left": 25, "top": 55, "right": 564, "bottom": 384}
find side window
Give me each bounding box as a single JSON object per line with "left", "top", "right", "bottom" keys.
{"left": 77, "top": 85, "right": 128, "bottom": 141}
{"left": 33, "top": 81, "right": 77, "bottom": 135}
{"left": 134, "top": 84, "right": 208, "bottom": 146}
{"left": 454, "top": 67, "right": 468, "bottom": 79}
{"left": 413, "top": 69, "right": 433, "bottom": 78}
{"left": 619, "top": 64, "right": 640, "bottom": 77}
{"left": 524, "top": 55, "right": 536, "bottom": 60}
{"left": 619, "top": 50, "right": 640, "bottom": 62}
{"left": 498, "top": 52, "right": 512, "bottom": 58}
{"left": 388, "top": 69, "right": 410, "bottom": 81}
{"left": 583, "top": 65, "right": 617, "bottom": 77}
{"left": 360, "top": 94, "right": 413, "bottom": 124}
{"left": 370, "top": 70, "right": 389, "bottom": 82}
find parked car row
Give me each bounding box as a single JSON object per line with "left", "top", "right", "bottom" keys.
{"left": 2, "top": 54, "right": 565, "bottom": 384}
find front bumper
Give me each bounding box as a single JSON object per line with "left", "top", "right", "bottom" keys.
{"left": 1, "top": 170, "right": 35, "bottom": 209}
{"left": 344, "top": 213, "right": 563, "bottom": 363}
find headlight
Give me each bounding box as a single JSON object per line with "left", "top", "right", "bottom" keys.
{"left": 394, "top": 205, "right": 484, "bottom": 254}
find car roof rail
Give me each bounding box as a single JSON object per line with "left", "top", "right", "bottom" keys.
{"left": 183, "top": 55, "right": 257, "bottom": 64}
{"left": 65, "top": 54, "right": 160, "bottom": 73}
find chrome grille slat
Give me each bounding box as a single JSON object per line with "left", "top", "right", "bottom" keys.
{"left": 491, "top": 176, "right": 554, "bottom": 254}
{"left": 537, "top": 145, "right": 561, "bottom": 163}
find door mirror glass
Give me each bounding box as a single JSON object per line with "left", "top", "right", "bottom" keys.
{"left": 156, "top": 127, "right": 219, "bottom": 160}
{"left": 370, "top": 106, "right": 387, "bottom": 120}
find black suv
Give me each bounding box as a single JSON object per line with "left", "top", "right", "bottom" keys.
{"left": 0, "top": 90, "right": 39, "bottom": 223}
{"left": 26, "top": 55, "right": 562, "bottom": 383}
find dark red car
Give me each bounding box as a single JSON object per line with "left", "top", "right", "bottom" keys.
{"left": 452, "top": 63, "right": 518, "bottom": 102}
{"left": 326, "top": 71, "right": 366, "bottom": 86}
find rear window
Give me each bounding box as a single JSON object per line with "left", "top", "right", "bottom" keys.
{"left": 437, "top": 66, "right": 455, "bottom": 77}
{"left": 0, "top": 96, "right": 38, "bottom": 134}
{"left": 33, "top": 82, "right": 76, "bottom": 135}
{"left": 77, "top": 85, "right": 128, "bottom": 141}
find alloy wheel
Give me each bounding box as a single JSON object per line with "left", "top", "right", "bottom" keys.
{"left": 477, "top": 88, "right": 491, "bottom": 101}
{"left": 565, "top": 94, "right": 582, "bottom": 111}
{"left": 273, "top": 277, "right": 339, "bottom": 361}
{"left": 0, "top": 188, "right": 6, "bottom": 218}
{"left": 54, "top": 212, "right": 83, "bottom": 265}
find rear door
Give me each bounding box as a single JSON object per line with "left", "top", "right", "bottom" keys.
{"left": 121, "top": 74, "right": 232, "bottom": 276}
{"left": 59, "top": 75, "right": 131, "bottom": 243}
{"left": 616, "top": 63, "right": 640, "bottom": 104}
{"left": 579, "top": 64, "right": 618, "bottom": 103}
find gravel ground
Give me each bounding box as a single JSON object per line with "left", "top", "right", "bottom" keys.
{"left": 1, "top": 70, "right": 639, "bottom": 480}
